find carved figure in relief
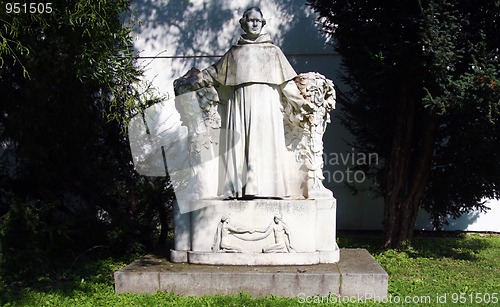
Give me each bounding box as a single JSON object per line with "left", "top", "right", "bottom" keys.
{"left": 212, "top": 215, "right": 254, "bottom": 253}
{"left": 260, "top": 214, "right": 294, "bottom": 253}
{"left": 211, "top": 214, "right": 294, "bottom": 253}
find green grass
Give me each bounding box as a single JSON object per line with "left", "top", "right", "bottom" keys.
{"left": 1, "top": 232, "right": 499, "bottom": 306}
{"left": 339, "top": 232, "right": 500, "bottom": 306}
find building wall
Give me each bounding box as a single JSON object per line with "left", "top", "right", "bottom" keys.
{"left": 131, "top": 0, "right": 499, "bottom": 232}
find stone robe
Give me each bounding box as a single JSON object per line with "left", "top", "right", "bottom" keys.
{"left": 201, "top": 33, "right": 305, "bottom": 198}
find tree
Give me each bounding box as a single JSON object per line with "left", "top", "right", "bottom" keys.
{"left": 307, "top": 0, "right": 500, "bottom": 247}
{"left": 0, "top": 0, "right": 173, "bottom": 280}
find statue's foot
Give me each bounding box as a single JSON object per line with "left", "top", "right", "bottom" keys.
{"left": 219, "top": 191, "right": 237, "bottom": 200}
{"left": 240, "top": 194, "right": 256, "bottom": 200}
{"left": 220, "top": 193, "right": 285, "bottom": 201}
{"left": 237, "top": 195, "right": 283, "bottom": 200}
{"left": 254, "top": 196, "right": 283, "bottom": 200}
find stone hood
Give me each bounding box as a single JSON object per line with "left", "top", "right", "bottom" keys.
{"left": 212, "top": 33, "right": 297, "bottom": 86}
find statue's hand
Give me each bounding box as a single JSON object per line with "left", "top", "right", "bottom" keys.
{"left": 253, "top": 228, "right": 267, "bottom": 233}
{"left": 185, "top": 67, "right": 201, "bottom": 78}
{"left": 174, "top": 68, "right": 203, "bottom": 95}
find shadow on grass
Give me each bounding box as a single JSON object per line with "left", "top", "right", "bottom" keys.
{"left": 338, "top": 230, "right": 385, "bottom": 253}
{"left": 338, "top": 230, "right": 495, "bottom": 261}
{"left": 0, "top": 238, "right": 176, "bottom": 305}
{"left": 0, "top": 249, "right": 140, "bottom": 305}
{"left": 408, "top": 232, "right": 493, "bottom": 261}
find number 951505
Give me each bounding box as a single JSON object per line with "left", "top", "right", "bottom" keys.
{"left": 5, "top": 3, "right": 53, "bottom": 14}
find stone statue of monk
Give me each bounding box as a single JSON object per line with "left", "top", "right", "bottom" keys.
{"left": 184, "top": 7, "right": 310, "bottom": 199}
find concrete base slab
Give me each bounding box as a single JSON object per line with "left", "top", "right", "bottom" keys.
{"left": 114, "top": 248, "right": 388, "bottom": 298}
{"left": 339, "top": 249, "right": 388, "bottom": 300}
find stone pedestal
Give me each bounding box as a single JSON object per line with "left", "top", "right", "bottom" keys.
{"left": 170, "top": 198, "right": 339, "bottom": 265}
{"left": 114, "top": 249, "right": 389, "bottom": 299}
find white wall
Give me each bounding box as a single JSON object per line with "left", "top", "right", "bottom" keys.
{"left": 131, "top": 0, "right": 499, "bottom": 232}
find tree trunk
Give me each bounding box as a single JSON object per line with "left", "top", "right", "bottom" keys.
{"left": 156, "top": 198, "right": 170, "bottom": 248}
{"left": 382, "top": 80, "right": 436, "bottom": 248}
{"left": 148, "top": 178, "right": 170, "bottom": 248}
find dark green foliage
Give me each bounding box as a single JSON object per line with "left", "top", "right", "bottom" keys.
{"left": 419, "top": 0, "right": 500, "bottom": 227}
{"left": 307, "top": 0, "right": 499, "bottom": 243}
{"left": 0, "top": 0, "right": 173, "bottom": 282}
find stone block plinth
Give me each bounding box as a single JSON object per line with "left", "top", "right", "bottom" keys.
{"left": 114, "top": 249, "right": 388, "bottom": 299}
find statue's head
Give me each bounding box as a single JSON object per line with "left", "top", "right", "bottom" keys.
{"left": 239, "top": 7, "right": 266, "bottom": 39}
{"left": 274, "top": 214, "right": 282, "bottom": 224}
{"left": 221, "top": 215, "right": 230, "bottom": 223}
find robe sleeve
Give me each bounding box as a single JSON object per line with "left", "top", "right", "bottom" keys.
{"left": 199, "top": 65, "right": 220, "bottom": 87}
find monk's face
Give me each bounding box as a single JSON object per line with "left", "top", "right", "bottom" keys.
{"left": 243, "top": 10, "right": 264, "bottom": 39}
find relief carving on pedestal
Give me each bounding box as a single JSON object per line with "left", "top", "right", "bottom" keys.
{"left": 211, "top": 214, "right": 294, "bottom": 253}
